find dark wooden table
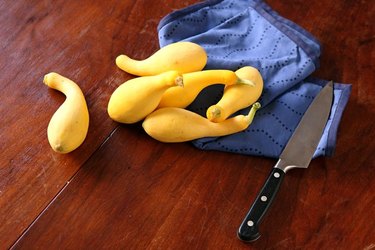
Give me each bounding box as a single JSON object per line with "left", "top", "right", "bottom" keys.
{"left": 1, "top": 0, "right": 374, "bottom": 249}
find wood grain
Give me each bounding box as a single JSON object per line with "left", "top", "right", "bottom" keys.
{"left": 1, "top": 0, "right": 374, "bottom": 249}
{"left": 0, "top": 0, "right": 196, "bottom": 248}
{"left": 12, "top": 124, "right": 274, "bottom": 249}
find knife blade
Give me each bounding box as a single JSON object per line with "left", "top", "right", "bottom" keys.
{"left": 238, "top": 81, "right": 334, "bottom": 242}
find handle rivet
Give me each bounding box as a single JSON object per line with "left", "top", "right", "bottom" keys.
{"left": 261, "top": 196, "right": 268, "bottom": 202}
{"left": 247, "top": 220, "right": 254, "bottom": 227}
{"left": 274, "top": 172, "right": 280, "bottom": 178}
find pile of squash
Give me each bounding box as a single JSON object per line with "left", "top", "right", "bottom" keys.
{"left": 43, "top": 42, "right": 263, "bottom": 153}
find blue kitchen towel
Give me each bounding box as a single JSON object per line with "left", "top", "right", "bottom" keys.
{"left": 157, "top": 0, "right": 351, "bottom": 159}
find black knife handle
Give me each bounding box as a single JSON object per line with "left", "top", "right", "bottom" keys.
{"left": 238, "top": 168, "right": 285, "bottom": 242}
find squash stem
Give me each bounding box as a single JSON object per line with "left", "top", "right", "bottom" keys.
{"left": 236, "top": 77, "right": 255, "bottom": 86}
{"left": 175, "top": 76, "right": 184, "bottom": 87}
{"left": 245, "top": 102, "right": 261, "bottom": 124}
{"left": 209, "top": 106, "right": 221, "bottom": 119}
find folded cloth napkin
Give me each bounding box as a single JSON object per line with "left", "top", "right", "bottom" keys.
{"left": 157, "top": 0, "right": 351, "bottom": 159}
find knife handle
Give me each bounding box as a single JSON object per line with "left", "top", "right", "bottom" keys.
{"left": 238, "top": 167, "right": 285, "bottom": 242}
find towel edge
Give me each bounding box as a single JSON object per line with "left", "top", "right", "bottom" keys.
{"left": 250, "top": 1, "right": 321, "bottom": 69}
{"left": 157, "top": 0, "right": 225, "bottom": 32}
{"left": 157, "top": 0, "right": 322, "bottom": 69}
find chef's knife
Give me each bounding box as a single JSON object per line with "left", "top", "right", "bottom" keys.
{"left": 238, "top": 81, "right": 334, "bottom": 242}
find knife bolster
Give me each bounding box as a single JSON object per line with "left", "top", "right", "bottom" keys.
{"left": 274, "top": 159, "right": 298, "bottom": 173}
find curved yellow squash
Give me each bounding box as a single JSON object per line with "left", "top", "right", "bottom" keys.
{"left": 108, "top": 71, "right": 183, "bottom": 124}
{"left": 116, "top": 41, "right": 207, "bottom": 76}
{"left": 44, "top": 72, "right": 89, "bottom": 154}
{"left": 142, "top": 103, "right": 260, "bottom": 143}
{"left": 158, "top": 69, "right": 254, "bottom": 108}
{"left": 206, "top": 66, "right": 263, "bottom": 122}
